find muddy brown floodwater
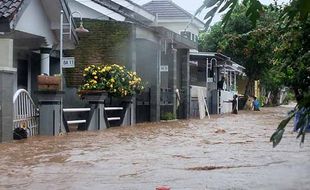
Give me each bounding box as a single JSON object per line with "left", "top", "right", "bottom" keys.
{"left": 0, "top": 106, "right": 309, "bottom": 190}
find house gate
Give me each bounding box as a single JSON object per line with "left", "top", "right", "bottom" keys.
{"left": 13, "top": 89, "right": 39, "bottom": 136}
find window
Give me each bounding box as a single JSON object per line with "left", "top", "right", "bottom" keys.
{"left": 180, "top": 31, "right": 191, "bottom": 39}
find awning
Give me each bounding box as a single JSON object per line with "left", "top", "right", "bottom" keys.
{"left": 189, "top": 51, "right": 245, "bottom": 74}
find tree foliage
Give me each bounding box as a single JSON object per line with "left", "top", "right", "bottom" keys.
{"left": 198, "top": 0, "right": 310, "bottom": 147}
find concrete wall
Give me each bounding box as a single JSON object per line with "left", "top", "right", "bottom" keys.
{"left": 135, "top": 38, "right": 160, "bottom": 121}
{"left": 0, "top": 39, "right": 14, "bottom": 68}
{"left": 0, "top": 39, "right": 15, "bottom": 142}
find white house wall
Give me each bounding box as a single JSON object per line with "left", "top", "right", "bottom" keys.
{"left": 156, "top": 21, "right": 200, "bottom": 38}
{"left": 15, "top": 0, "right": 55, "bottom": 46}
{"left": 67, "top": 0, "right": 108, "bottom": 20}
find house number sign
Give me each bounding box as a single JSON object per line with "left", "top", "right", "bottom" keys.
{"left": 62, "top": 57, "right": 75, "bottom": 68}
{"left": 160, "top": 65, "right": 168, "bottom": 72}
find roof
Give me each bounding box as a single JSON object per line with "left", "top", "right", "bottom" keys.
{"left": 190, "top": 52, "right": 231, "bottom": 62}
{"left": 91, "top": 0, "right": 154, "bottom": 26}
{"left": 142, "top": 0, "right": 204, "bottom": 26}
{"left": 0, "top": 0, "right": 23, "bottom": 20}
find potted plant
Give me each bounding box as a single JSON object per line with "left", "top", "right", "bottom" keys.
{"left": 78, "top": 64, "right": 108, "bottom": 102}
{"left": 79, "top": 64, "right": 144, "bottom": 99}
{"left": 79, "top": 64, "right": 144, "bottom": 127}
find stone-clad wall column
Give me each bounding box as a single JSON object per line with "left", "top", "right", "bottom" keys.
{"left": 180, "top": 49, "right": 190, "bottom": 119}
{"left": 0, "top": 39, "right": 16, "bottom": 142}
{"left": 167, "top": 45, "right": 177, "bottom": 117}
{"left": 130, "top": 25, "right": 136, "bottom": 125}
{"left": 150, "top": 39, "right": 161, "bottom": 122}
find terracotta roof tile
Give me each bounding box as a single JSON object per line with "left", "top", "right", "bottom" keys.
{"left": 0, "top": 0, "right": 23, "bottom": 20}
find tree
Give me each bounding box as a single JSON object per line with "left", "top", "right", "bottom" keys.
{"left": 198, "top": 0, "right": 310, "bottom": 146}
{"left": 270, "top": 16, "right": 310, "bottom": 147}
{"left": 199, "top": 4, "right": 277, "bottom": 96}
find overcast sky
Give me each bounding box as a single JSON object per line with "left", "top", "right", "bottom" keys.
{"left": 137, "top": 0, "right": 290, "bottom": 25}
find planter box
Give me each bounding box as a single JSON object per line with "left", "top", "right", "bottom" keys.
{"left": 37, "top": 75, "right": 61, "bottom": 91}
{"left": 78, "top": 90, "right": 108, "bottom": 103}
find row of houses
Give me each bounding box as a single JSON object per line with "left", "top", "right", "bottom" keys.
{"left": 0, "top": 0, "right": 244, "bottom": 142}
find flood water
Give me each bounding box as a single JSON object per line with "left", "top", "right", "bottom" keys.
{"left": 1, "top": 106, "right": 309, "bottom": 190}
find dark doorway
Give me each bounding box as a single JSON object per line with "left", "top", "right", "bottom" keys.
{"left": 17, "top": 60, "right": 28, "bottom": 89}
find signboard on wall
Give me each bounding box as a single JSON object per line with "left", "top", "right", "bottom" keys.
{"left": 62, "top": 57, "right": 75, "bottom": 68}
{"left": 207, "top": 77, "right": 214, "bottom": 82}
{"left": 160, "top": 65, "right": 168, "bottom": 72}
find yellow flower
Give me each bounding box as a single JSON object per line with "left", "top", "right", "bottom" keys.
{"left": 110, "top": 78, "right": 115, "bottom": 83}
{"left": 92, "top": 72, "right": 97, "bottom": 75}
{"left": 94, "top": 76, "right": 98, "bottom": 79}
{"left": 84, "top": 68, "right": 89, "bottom": 72}
{"left": 105, "top": 66, "right": 111, "bottom": 71}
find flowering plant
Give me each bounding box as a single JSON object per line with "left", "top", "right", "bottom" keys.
{"left": 80, "top": 64, "right": 144, "bottom": 97}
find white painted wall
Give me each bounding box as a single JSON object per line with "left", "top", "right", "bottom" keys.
{"left": 15, "top": 0, "right": 55, "bottom": 46}
{"left": 0, "top": 39, "right": 14, "bottom": 68}
{"left": 67, "top": 0, "right": 109, "bottom": 20}
{"left": 136, "top": 27, "right": 158, "bottom": 43}
{"left": 156, "top": 21, "right": 200, "bottom": 38}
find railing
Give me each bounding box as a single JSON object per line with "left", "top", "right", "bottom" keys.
{"left": 13, "top": 89, "right": 39, "bottom": 136}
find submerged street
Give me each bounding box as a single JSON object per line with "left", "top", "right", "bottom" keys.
{"left": 0, "top": 105, "right": 309, "bottom": 190}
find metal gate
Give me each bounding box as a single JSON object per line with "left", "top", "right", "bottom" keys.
{"left": 13, "top": 89, "right": 39, "bottom": 136}
{"left": 136, "top": 88, "right": 151, "bottom": 123}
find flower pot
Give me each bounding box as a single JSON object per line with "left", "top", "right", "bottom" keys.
{"left": 78, "top": 90, "right": 108, "bottom": 103}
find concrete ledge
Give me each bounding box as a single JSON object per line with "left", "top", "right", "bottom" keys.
{"left": 0, "top": 67, "right": 17, "bottom": 73}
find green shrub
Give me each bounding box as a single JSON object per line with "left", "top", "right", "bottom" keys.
{"left": 161, "top": 112, "right": 176, "bottom": 120}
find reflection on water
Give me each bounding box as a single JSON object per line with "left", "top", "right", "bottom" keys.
{"left": 0, "top": 106, "right": 310, "bottom": 190}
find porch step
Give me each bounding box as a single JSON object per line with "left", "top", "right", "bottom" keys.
{"left": 67, "top": 120, "right": 87, "bottom": 124}
{"left": 63, "top": 108, "right": 91, "bottom": 112}
{"left": 107, "top": 117, "right": 121, "bottom": 121}
{"left": 104, "top": 107, "right": 123, "bottom": 111}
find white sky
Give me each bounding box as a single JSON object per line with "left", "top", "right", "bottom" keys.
{"left": 137, "top": 0, "right": 290, "bottom": 25}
